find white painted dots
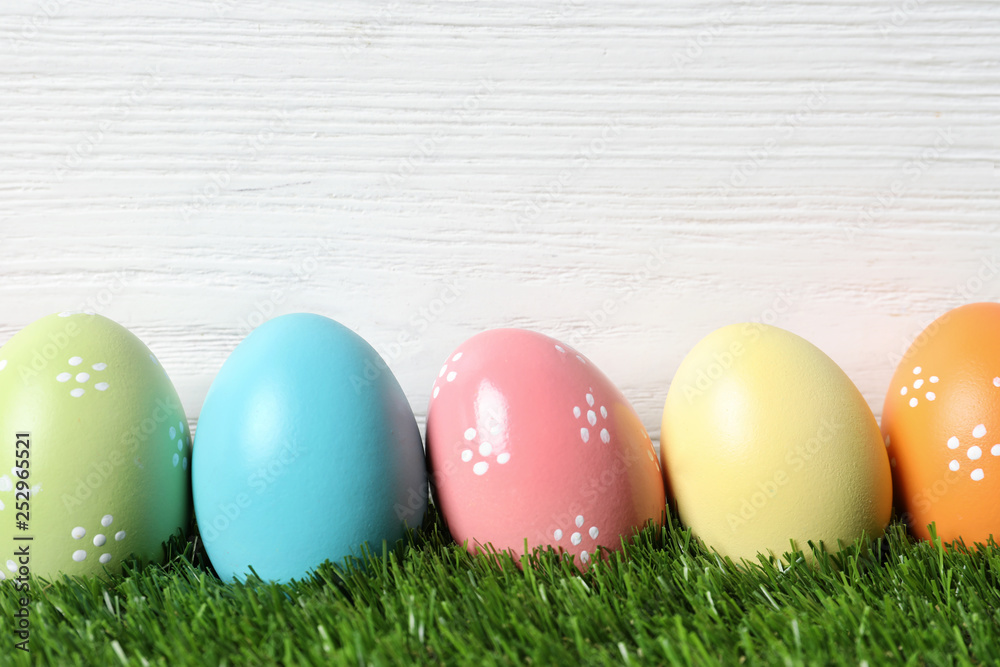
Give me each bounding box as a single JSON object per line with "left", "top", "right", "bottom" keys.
{"left": 57, "top": 356, "right": 109, "bottom": 397}
{"left": 70, "top": 514, "right": 121, "bottom": 565}
{"left": 432, "top": 351, "right": 466, "bottom": 401}
{"left": 460, "top": 426, "right": 509, "bottom": 476}
{"left": 172, "top": 421, "right": 189, "bottom": 469}
{"left": 552, "top": 514, "right": 601, "bottom": 563}
{"left": 574, "top": 389, "right": 610, "bottom": 445}
{"left": 0, "top": 360, "right": 6, "bottom": 372}
{"left": 554, "top": 342, "right": 587, "bottom": 365}
{"left": 947, "top": 423, "right": 999, "bottom": 482}
{"left": 904, "top": 367, "right": 938, "bottom": 408}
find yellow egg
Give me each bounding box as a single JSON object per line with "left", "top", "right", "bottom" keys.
{"left": 660, "top": 323, "right": 892, "bottom": 563}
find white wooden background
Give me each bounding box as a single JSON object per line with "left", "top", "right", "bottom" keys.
{"left": 1, "top": 1, "right": 998, "bottom": 447}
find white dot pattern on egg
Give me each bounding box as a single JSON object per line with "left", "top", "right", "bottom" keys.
{"left": 431, "top": 351, "right": 468, "bottom": 401}
{"left": 0, "top": 360, "right": 7, "bottom": 372}
{"left": 69, "top": 514, "right": 125, "bottom": 566}
{"left": 904, "top": 368, "right": 939, "bottom": 407}
{"left": 551, "top": 514, "right": 602, "bottom": 563}
{"left": 945, "top": 423, "right": 1000, "bottom": 481}
{"left": 55, "top": 356, "right": 110, "bottom": 397}
{"left": 556, "top": 343, "right": 590, "bottom": 366}
{"left": 459, "top": 426, "right": 511, "bottom": 477}
{"left": 573, "top": 389, "right": 610, "bottom": 445}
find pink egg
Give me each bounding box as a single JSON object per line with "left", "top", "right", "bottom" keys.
{"left": 426, "top": 328, "right": 665, "bottom": 569}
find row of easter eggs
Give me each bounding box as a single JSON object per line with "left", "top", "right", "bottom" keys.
{"left": 0, "top": 304, "right": 997, "bottom": 584}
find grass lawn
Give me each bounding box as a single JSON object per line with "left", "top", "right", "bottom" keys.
{"left": 1, "top": 507, "right": 999, "bottom": 666}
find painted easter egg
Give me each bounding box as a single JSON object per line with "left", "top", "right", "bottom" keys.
{"left": 192, "top": 313, "right": 427, "bottom": 583}
{"left": 425, "top": 328, "right": 664, "bottom": 569}
{"left": 0, "top": 312, "right": 191, "bottom": 581}
{"left": 661, "top": 323, "right": 892, "bottom": 563}
{"left": 882, "top": 303, "right": 1000, "bottom": 545}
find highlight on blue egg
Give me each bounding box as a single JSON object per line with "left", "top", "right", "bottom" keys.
{"left": 192, "top": 313, "right": 428, "bottom": 583}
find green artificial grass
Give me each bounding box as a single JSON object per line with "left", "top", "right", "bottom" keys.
{"left": 2, "top": 507, "right": 999, "bottom": 666}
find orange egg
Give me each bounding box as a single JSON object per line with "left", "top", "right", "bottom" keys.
{"left": 882, "top": 302, "right": 1000, "bottom": 545}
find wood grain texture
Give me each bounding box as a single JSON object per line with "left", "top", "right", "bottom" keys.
{"left": 1, "top": 1, "right": 998, "bottom": 445}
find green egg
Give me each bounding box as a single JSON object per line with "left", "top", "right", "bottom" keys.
{"left": 0, "top": 313, "right": 190, "bottom": 580}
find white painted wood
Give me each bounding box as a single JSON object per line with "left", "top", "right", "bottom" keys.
{"left": 1, "top": 1, "right": 998, "bottom": 446}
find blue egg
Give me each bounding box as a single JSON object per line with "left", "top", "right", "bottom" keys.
{"left": 192, "top": 313, "right": 427, "bottom": 583}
